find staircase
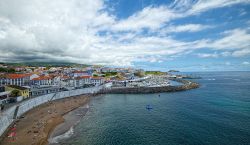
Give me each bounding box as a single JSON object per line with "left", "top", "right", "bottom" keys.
{"left": 13, "top": 106, "right": 19, "bottom": 119}
{"left": 50, "top": 93, "right": 57, "bottom": 101}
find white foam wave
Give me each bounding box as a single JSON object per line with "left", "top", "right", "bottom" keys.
{"left": 205, "top": 78, "right": 216, "bottom": 80}
{"left": 49, "top": 126, "right": 74, "bottom": 144}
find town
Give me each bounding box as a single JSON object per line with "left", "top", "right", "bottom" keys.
{"left": 0, "top": 62, "right": 189, "bottom": 111}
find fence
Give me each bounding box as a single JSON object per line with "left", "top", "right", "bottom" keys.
{"left": 0, "top": 84, "right": 107, "bottom": 137}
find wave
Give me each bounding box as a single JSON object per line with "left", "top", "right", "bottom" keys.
{"left": 49, "top": 126, "right": 74, "bottom": 144}
{"left": 205, "top": 78, "right": 216, "bottom": 81}
{"left": 49, "top": 104, "right": 89, "bottom": 144}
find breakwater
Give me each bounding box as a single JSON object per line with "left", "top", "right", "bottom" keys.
{"left": 101, "top": 79, "right": 199, "bottom": 94}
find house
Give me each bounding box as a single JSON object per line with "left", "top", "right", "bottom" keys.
{"left": 60, "top": 75, "right": 70, "bottom": 87}
{"left": 72, "top": 71, "right": 90, "bottom": 77}
{"left": 5, "top": 73, "right": 31, "bottom": 86}
{"left": 30, "top": 85, "right": 60, "bottom": 96}
{"left": 5, "top": 85, "right": 30, "bottom": 99}
{"left": 124, "top": 73, "right": 135, "bottom": 80}
{"left": 31, "top": 75, "right": 52, "bottom": 86}
{"left": 76, "top": 76, "right": 91, "bottom": 87}
{"left": 50, "top": 75, "right": 61, "bottom": 86}
{"left": 81, "top": 76, "right": 92, "bottom": 84}
{"left": 73, "top": 76, "right": 92, "bottom": 88}
{"left": 91, "top": 77, "right": 104, "bottom": 86}
{"left": 30, "top": 74, "right": 40, "bottom": 80}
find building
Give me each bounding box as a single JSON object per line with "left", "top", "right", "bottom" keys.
{"left": 73, "top": 76, "right": 92, "bottom": 88}
{"left": 72, "top": 71, "right": 90, "bottom": 77}
{"left": 91, "top": 77, "right": 104, "bottom": 86}
{"left": 5, "top": 74, "right": 31, "bottom": 86}
{"left": 60, "top": 75, "right": 70, "bottom": 87}
{"left": 30, "top": 86, "right": 60, "bottom": 96}
{"left": 51, "top": 75, "right": 61, "bottom": 86}
{"left": 31, "top": 75, "right": 52, "bottom": 86}
{"left": 81, "top": 76, "right": 92, "bottom": 84}
{"left": 5, "top": 85, "right": 30, "bottom": 99}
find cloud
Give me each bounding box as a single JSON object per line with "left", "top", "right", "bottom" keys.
{"left": 210, "top": 29, "right": 250, "bottom": 50}
{"left": 242, "top": 61, "right": 250, "bottom": 65}
{"left": 225, "top": 61, "right": 231, "bottom": 65}
{"left": 193, "top": 29, "right": 250, "bottom": 58}
{"left": 197, "top": 53, "right": 218, "bottom": 58}
{"left": 0, "top": 0, "right": 250, "bottom": 67}
{"left": 163, "top": 24, "right": 212, "bottom": 33}
{"left": 111, "top": 6, "right": 179, "bottom": 32}
{"left": 188, "top": 0, "right": 250, "bottom": 15}
{"left": 232, "top": 49, "right": 250, "bottom": 57}
{"left": 110, "top": 0, "right": 250, "bottom": 32}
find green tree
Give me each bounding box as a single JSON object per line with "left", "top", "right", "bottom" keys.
{"left": 10, "top": 90, "right": 20, "bottom": 97}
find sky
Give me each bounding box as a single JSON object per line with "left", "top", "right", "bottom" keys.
{"left": 0, "top": 0, "right": 250, "bottom": 71}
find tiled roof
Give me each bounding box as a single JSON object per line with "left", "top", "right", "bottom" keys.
{"left": 6, "top": 74, "right": 31, "bottom": 79}
{"left": 92, "top": 76, "right": 104, "bottom": 80}
{"left": 80, "top": 76, "right": 91, "bottom": 79}
{"left": 32, "top": 76, "right": 52, "bottom": 81}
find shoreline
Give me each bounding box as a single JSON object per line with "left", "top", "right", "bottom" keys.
{"left": 48, "top": 103, "right": 89, "bottom": 144}
{"left": 0, "top": 80, "right": 200, "bottom": 145}
{"left": 0, "top": 94, "right": 92, "bottom": 145}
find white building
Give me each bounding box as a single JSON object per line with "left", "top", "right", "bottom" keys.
{"left": 91, "top": 77, "right": 104, "bottom": 86}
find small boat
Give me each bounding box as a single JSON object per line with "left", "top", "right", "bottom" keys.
{"left": 146, "top": 105, "right": 153, "bottom": 110}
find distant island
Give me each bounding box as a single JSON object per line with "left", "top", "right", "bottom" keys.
{"left": 168, "top": 70, "right": 180, "bottom": 72}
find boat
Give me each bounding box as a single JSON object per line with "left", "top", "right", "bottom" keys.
{"left": 146, "top": 105, "right": 153, "bottom": 110}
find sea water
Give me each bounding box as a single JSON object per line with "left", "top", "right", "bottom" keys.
{"left": 60, "top": 72, "right": 250, "bottom": 145}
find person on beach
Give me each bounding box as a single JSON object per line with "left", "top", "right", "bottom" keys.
{"left": 8, "top": 126, "right": 16, "bottom": 142}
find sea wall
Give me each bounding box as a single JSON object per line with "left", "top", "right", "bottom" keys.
{"left": 101, "top": 79, "right": 199, "bottom": 94}
{"left": 0, "top": 85, "right": 104, "bottom": 137}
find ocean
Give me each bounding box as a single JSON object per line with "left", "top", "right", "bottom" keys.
{"left": 55, "top": 72, "right": 250, "bottom": 145}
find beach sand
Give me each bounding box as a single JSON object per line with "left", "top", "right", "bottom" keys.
{"left": 48, "top": 104, "right": 89, "bottom": 144}
{"left": 0, "top": 94, "right": 90, "bottom": 145}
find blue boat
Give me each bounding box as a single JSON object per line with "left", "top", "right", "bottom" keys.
{"left": 146, "top": 105, "right": 153, "bottom": 110}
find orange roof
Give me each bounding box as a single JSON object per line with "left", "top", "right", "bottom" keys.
{"left": 62, "top": 76, "right": 70, "bottom": 79}
{"left": 32, "top": 76, "right": 52, "bottom": 81}
{"left": 80, "top": 76, "right": 91, "bottom": 79}
{"left": 6, "top": 74, "right": 31, "bottom": 79}
{"left": 92, "top": 76, "right": 104, "bottom": 80}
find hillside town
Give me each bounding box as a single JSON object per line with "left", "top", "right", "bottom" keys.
{"left": 0, "top": 63, "right": 184, "bottom": 110}
{"left": 0, "top": 62, "right": 195, "bottom": 112}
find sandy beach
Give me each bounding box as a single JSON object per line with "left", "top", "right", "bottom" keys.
{"left": 0, "top": 94, "right": 91, "bottom": 145}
